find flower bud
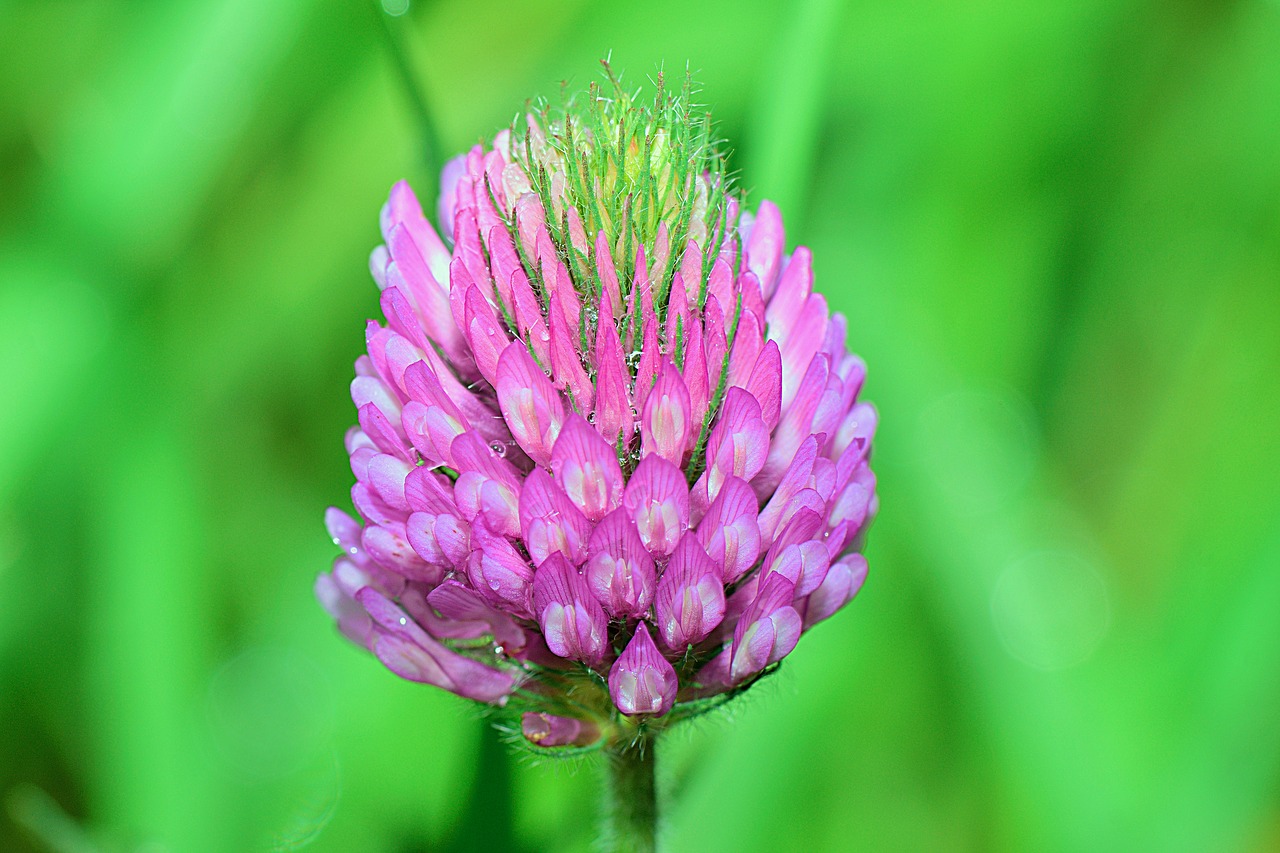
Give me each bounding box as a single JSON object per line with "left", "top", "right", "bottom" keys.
{"left": 609, "top": 624, "right": 678, "bottom": 717}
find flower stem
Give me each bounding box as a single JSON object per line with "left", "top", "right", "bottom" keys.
{"left": 605, "top": 733, "right": 658, "bottom": 853}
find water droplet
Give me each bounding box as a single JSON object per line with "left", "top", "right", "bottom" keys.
{"left": 629, "top": 405, "right": 639, "bottom": 417}
{"left": 586, "top": 411, "right": 597, "bottom": 424}
{"left": 489, "top": 441, "right": 507, "bottom": 457}
{"left": 494, "top": 645, "right": 505, "bottom": 656}
{"left": 348, "top": 546, "right": 359, "bottom": 555}
{"left": 397, "top": 617, "right": 407, "bottom": 626}
{"left": 632, "top": 420, "right": 642, "bottom": 434}
{"left": 539, "top": 329, "right": 551, "bottom": 342}
{"left": 331, "top": 536, "right": 341, "bottom": 547}
{"left": 489, "top": 579, "right": 501, "bottom": 591}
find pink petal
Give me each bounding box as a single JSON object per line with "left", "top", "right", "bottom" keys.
{"left": 357, "top": 588, "right": 515, "bottom": 704}
{"left": 549, "top": 290, "right": 593, "bottom": 412}
{"left": 584, "top": 508, "right": 657, "bottom": 619}
{"left": 653, "top": 533, "right": 725, "bottom": 650}
{"left": 551, "top": 414, "right": 624, "bottom": 522}
{"left": 495, "top": 342, "right": 566, "bottom": 466}
{"left": 624, "top": 454, "right": 691, "bottom": 557}
{"left": 466, "top": 525, "right": 534, "bottom": 618}
{"left": 519, "top": 468, "right": 592, "bottom": 566}
{"left": 609, "top": 623, "right": 678, "bottom": 717}
{"left": 640, "top": 359, "right": 693, "bottom": 466}
{"left": 744, "top": 201, "right": 784, "bottom": 300}
{"left": 697, "top": 476, "right": 762, "bottom": 583}
{"left": 427, "top": 579, "right": 527, "bottom": 651}
{"left": 702, "top": 387, "right": 769, "bottom": 503}
{"left": 531, "top": 553, "right": 609, "bottom": 666}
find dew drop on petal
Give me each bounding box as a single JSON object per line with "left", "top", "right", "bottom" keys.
{"left": 398, "top": 617, "right": 407, "bottom": 626}
{"left": 489, "top": 441, "right": 507, "bottom": 457}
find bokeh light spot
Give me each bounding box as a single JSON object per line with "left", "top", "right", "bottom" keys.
{"left": 991, "top": 551, "right": 1111, "bottom": 671}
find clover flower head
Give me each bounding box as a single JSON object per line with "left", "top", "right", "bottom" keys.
{"left": 317, "top": 72, "right": 877, "bottom": 748}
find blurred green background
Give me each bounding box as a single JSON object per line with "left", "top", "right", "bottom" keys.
{"left": 2, "top": 0, "right": 1278, "bottom": 850}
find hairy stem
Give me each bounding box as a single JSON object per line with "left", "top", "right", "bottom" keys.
{"left": 605, "top": 733, "right": 658, "bottom": 853}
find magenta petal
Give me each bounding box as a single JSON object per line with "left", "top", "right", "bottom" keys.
{"left": 404, "top": 467, "right": 457, "bottom": 515}
{"left": 531, "top": 553, "right": 609, "bottom": 666}
{"left": 802, "top": 553, "right": 868, "bottom": 628}
{"left": 326, "top": 113, "right": 880, "bottom": 714}
{"left": 726, "top": 309, "right": 763, "bottom": 390}
{"left": 703, "top": 294, "right": 728, "bottom": 394}
{"left": 402, "top": 359, "right": 465, "bottom": 422}
{"left": 609, "top": 623, "right": 678, "bottom": 717}
{"left": 549, "top": 291, "right": 593, "bottom": 411}
{"left": 728, "top": 573, "right": 801, "bottom": 682}
{"left": 664, "top": 273, "right": 689, "bottom": 352}
{"left": 352, "top": 481, "right": 400, "bottom": 528}
{"left": 427, "top": 579, "right": 527, "bottom": 651}
{"left": 592, "top": 316, "right": 632, "bottom": 444}
{"left": 358, "top": 402, "right": 409, "bottom": 460}
{"left": 697, "top": 476, "right": 762, "bottom": 583}
{"left": 634, "top": 298, "right": 662, "bottom": 403}
{"left": 451, "top": 431, "right": 522, "bottom": 536}
{"left": 372, "top": 630, "right": 515, "bottom": 703}
{"left": 763, "top": 246, "right": 813, "bottom": 352}
{"left": 832, "top": 401, "right": 878, "bottom": 467}
{"left": 495, "top": 342, "right": 565, "bottom": 466}
{"left": 684, "top": 324, "right": 710, "bottom": 429}
{"left": 552, "top": 414, "right": 624, "bottom": 522}
{"left": 405, "top": 511, "right": 464, "bottom": 567}
{"left": 640, "top": 359, "right": 693, "bottom": 466}
{"left": 315, "top": 572, "right": 373, "bottom": 646}
{"left": 744, "top": 200, "right": 784, "bottom": 300}
{"left": 325, "top": 507, "right": 363, "bottom": 558}
{"left": 830, "top": 463, "right": 876, "bottom": 543}
{"left": 462, "top": 285, "right": 508, "bottom": 387}
{"left": 773, "top": 293, "right": 829, "bottom": 413}
{"left": 758, "top": 435, "right": 821, "bottom": 541}
{"left": 763, "top": 539, "right": 830, "bottom": 598}
{"left": 466, "top": 525, "right": 534, "bottom": 618}
{"left": 351, "top": 375, "right": 403, "bottom": 432}
{"left": 362, "top": 523, "right": 440, "bottom": 583}
{"left": 743, "top": 340, "right": 782, "bottom": 432}
{"left": 624, "top": 454, "right": 691, "bottom": 557}
{"left": 595, "top": 231, "right": 622, "bottom": 321}
{"left": 437, "top": 156, "right": 467, "bottom": 240}
{"left": 653, "top": 533, "right": 725, "bottom": 650}
{"left": 400, "top": 584, "right": 488, "bottom": 640}
{"left": 763, "top": 507, "right": 825, "bottom": 575}
{"left": 703, "top": 387, "right": 768, "bottom": 502}
{"left": 367, "top": 453, "right": 413, "bottom": 512}
{"left": 584, "top": 508, "right": 657, "bottom": 619}
{"left": 519, "top": 468, "right": 592, "bottom": 566}
{"left": 356, "top": 587, "right": 516, "bottom": 703}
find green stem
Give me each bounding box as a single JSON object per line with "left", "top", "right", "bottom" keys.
{"left": 605, "top": 734, "right": 659, "bottom": 853}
